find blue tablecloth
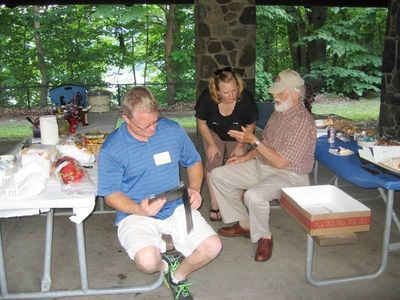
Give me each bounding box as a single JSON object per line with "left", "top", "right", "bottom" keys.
{"left": 315, "top": 136, "right": 400, "bottom": 190}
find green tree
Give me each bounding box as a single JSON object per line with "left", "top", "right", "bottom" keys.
{"left": 255, "top": 6, "right": 291, "bottom": 100}
{"left": 301, "top": 7, "right": 386, "bottom": 97}
{"left": 33, "top": 5, "right": 49, "bottom": 107}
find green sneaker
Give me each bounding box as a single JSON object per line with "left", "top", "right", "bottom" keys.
{"left": 162, "top": 253, "right": 193, "bottom": 300}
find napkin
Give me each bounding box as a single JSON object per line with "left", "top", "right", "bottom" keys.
{"left": 5, "top": 172, "right": 46, "bottom": 199}
{"left": 14, "top": 160, "right": 48, "bottom": 183}
{"left": 56, "top": 144, "right": 95, "bottom": 165}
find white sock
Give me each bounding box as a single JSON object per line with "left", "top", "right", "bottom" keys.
{"left": 170, "top": 271, "right": 181, "bottom": 284}
{"left": 162, "top": 260, "right": 169, "bottom": 273}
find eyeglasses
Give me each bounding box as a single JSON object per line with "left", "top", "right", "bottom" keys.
{"left": 214, "top": 67, "right": 233, "bottom": 76}
{"left": 129, "top": 113, "right": 161, "bottom": 131}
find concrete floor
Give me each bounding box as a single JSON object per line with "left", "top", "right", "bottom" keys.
{"left": 1, "top": 110, "right": 400, "bottom": 300}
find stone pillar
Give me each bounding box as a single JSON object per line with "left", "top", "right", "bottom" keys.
{"left": 195, "top": 0, "right": 256, "bottom": 98}
{"left": 379, "top": 0, "right": 400, "bottom": 137}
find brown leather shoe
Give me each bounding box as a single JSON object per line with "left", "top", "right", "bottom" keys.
{"left": 255, "top": 238, "right": 273, "bottom": 262}
{"left": 218, "top": 223, "right": 250, "bottom": 238}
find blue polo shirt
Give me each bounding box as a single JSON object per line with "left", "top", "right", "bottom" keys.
{"left": 97, "top": 118, "right": 201, "bottom": 224}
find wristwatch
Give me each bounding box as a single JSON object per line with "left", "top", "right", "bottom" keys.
{"left": 250, "top": 138, "right": 260, "bottom": 149}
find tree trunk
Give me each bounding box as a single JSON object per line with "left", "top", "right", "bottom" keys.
{"left": 144, "top": 10, "right": 149, "bottom": 84}
{"left": 131, "top": 36, "right": 137, "bottom": 85}
{"left": 165, "top": 4, "right": 177, "bottom": 106}
{"left": 307, "top": 6, "right": 327, "bottom": 66}
{"left": 285, "top": 7, "right": 307, "bottom": 71}
{"left": 33, "top": 6, "right": 49, "bottom": 107}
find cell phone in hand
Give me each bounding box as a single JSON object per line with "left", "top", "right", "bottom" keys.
{"left": 148, "top": 182, "right": 186, "bottom": 203}
{"left": 230, "top": 122, "right": 242, "bottom": 131}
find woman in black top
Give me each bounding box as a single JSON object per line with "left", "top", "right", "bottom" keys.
{"left": 195, "top": 67, "right": 258, "bottom": 222}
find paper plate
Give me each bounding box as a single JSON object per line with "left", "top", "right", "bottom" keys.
{"left": 328, "top": 148, "right": 354, "bottom": 156}
{"left": 315, "top": 119, "right": 327, "bottom": 128}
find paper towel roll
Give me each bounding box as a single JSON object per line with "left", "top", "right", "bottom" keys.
{"left": 40, "top": 115, "right": 59, "bottom": 145}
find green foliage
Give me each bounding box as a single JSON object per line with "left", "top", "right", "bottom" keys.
{"left": 0, "top": 5, "right": 389, "bottom": 108}
{"left": 302, "top": 8, "right": 386, "bottom": 97}
{"left": 255, "top": 6, "right": 386, "bottom": 98}
{"left": 255, "top": 59, "right": 273, "bottom": 101}
{"left": 255, "top": 6, "right": 294, "bottom": 100}
{"left": 256, "top": 6, "right": 292, "bottom": 76}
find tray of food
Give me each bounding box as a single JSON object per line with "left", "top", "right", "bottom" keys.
{"left": 378, "top": 157, "right": 400, "bottom": 177}
{"left": 83, "top": 131, "right": 108, "bottom": 155}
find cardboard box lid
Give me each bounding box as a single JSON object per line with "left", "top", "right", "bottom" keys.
{"left": 281, "top": 185, "right": 371, "bottom": 217}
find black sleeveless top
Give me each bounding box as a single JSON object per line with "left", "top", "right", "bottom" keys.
{"left": 195, "top": 88, "right": 258, "bottom": 141}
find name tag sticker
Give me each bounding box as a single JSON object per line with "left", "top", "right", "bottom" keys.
{"left": 154, "top": 151, "right": 171, "bottom": 166}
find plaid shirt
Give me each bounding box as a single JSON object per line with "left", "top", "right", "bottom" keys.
{"left": 259, "top": 103, "right": 316, "bottom": 174}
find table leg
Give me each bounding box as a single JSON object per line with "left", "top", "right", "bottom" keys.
{"left": 313, "top": 161, "right": 319, "bottom": 185}
{"left": 98, "top": 196, "right": 105, "bottom": 212}
{"left": 41, "top": 209, "right": 54, "bottom": 292}
{"left": 305, "top": 189, "right": 395, "bottom": 286}
{"left": 75, "top": 221, "right": 88, "bottom": 291}
{"left": 378, "top": 188, "right": 400, "bottom": 234}
{"left": 0, "top": 224, "right": 9, "bottom": 297}
{"left": 0, "top": 217, "right": 164, "bottom": 299}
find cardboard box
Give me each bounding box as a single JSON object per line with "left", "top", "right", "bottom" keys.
{"left": 280, "top": 185, "right": 371, "bottom": 236}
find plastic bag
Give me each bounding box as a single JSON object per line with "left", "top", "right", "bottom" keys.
{"left": 53, "top": 156, "right": 95, "bottom": 194}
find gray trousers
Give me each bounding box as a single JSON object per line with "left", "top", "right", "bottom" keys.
{"left": 209, "top": 158, "right": 309, "bottom": 243}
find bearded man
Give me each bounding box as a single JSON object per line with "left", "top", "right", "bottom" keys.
{"left": 209, "top": 69, "right": 316, "bottom": 262}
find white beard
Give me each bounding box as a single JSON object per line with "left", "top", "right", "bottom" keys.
{"left": 274, "top": 100, "right": 291, "bottom": 112}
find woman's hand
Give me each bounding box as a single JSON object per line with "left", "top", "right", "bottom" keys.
{"left": 188, "top": 188, "right": 202, "bottom": 210}
{"left": 207, "top": 144, "right": 221, "bottom": 162}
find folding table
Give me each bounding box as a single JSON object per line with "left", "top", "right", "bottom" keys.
{"left": 0, "top": 167, "right": 163, "bottom": 299}
{"left": 310, "top": 136, "right": 400, "bottom": 286}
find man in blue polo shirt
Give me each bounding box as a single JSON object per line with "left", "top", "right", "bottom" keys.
{"left": 98, "top": 86, "right": 221, "bottom": 300}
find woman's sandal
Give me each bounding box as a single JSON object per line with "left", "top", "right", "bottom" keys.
{"left": 209, "top": 209, "right": 222, "bottom": 222}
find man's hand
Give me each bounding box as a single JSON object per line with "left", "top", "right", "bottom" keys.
{"left": 230, "top": 144, "right": 246, "bottom": 157}
{"left": 226, "top": 154, "right": 248, "bottom": 165}
{"left": 228, "top": 126, "right": 257, "bottom": 145}
{"left": 188, "top": 188, "right": 202, "bottom": 210}
{"left": 140, "top": 197, "right": 166, "bottom": 216}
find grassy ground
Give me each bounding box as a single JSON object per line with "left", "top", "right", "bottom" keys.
{"left": 312, "top": 98, "right": 380, "bottom": 121}
{"left": 0, "top": 98, "right": 380, "bottom": 140}
{"left": 0, "top": 124, "right": 32, "bottom": 140}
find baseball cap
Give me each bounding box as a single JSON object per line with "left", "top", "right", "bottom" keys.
{"left": 268, "top": 69, "right": 304, "bottom": 94}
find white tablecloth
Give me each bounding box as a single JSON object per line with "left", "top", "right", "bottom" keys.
{"left": 0, "top": 166, "right": 96, "bottom": 224}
